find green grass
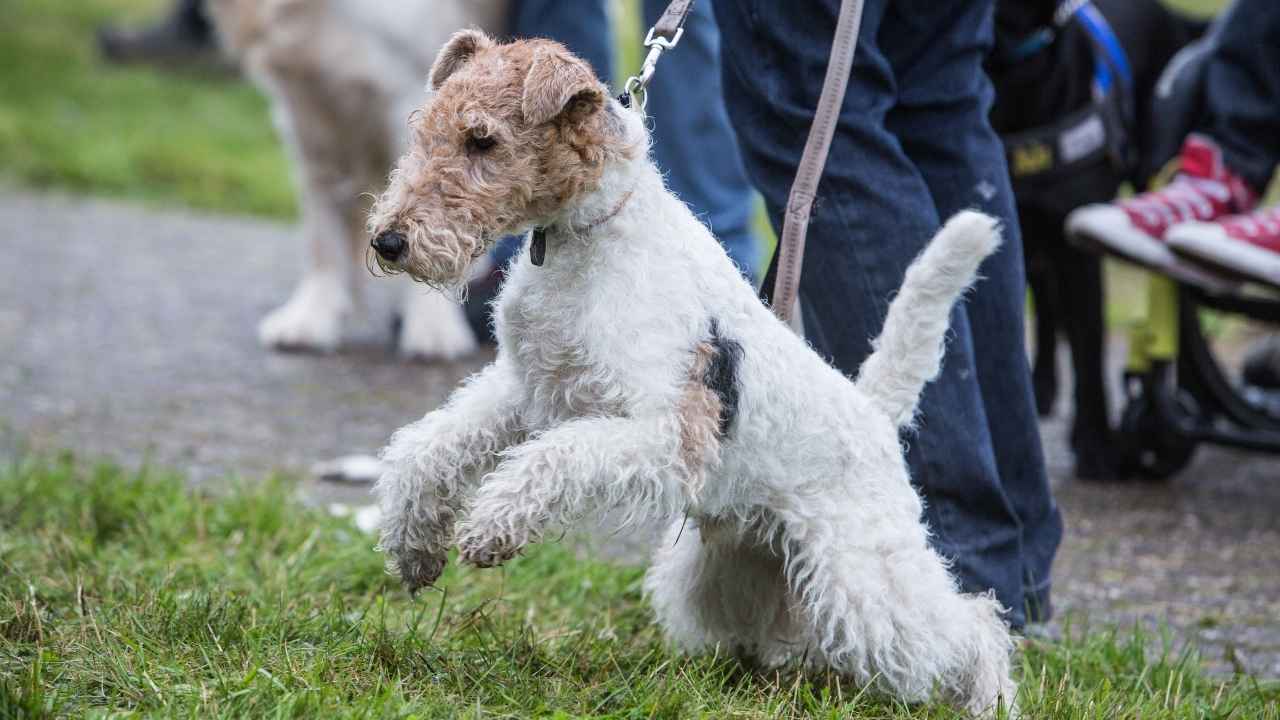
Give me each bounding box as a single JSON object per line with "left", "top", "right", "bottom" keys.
{"left": 2, "top": 457, "right": 1277, "bottom": 719}
{"left": 0, "top": 0, "right": 294, "bottom": 217}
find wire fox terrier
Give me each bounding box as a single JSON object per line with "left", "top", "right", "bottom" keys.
{"left": 368, "top": 31, "right": 1018, "bottom": 717}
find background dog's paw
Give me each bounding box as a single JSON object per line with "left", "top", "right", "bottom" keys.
{"left": 258, "top": 273, "right": 351, "bottom": 352}
{"left": 398, "top": 288, "right": 478, "bottom": 362}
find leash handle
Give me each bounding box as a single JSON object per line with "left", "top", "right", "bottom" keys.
{"left": 771, "top": 0, "right": 864, "bottom": 324}
{"left": 622, "top": 0, "right": 695, "bottom": 110}
{"left": 652, "top": 0, "right": 695, "bottom": 42}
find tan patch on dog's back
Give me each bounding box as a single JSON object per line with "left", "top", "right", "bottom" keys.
{"left": 677, "top": 341, "right": 724, "bottom": 499}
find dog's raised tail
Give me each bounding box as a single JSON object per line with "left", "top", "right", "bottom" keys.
{"left": 853, "top": 210, "right": 1002, "bottom": 428}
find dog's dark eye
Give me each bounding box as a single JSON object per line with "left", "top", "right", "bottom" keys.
{"left": 466, "top": 135, "right": 497, "bottom": 154}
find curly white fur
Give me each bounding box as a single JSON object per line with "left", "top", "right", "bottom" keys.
{"left": 375, "top": 86, "right": 1017, "bottom": 716}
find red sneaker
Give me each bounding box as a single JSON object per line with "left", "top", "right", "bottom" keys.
{"left": 1066, "top": 135, "right": 1257, "bottom": 292}
{"left": 1167, "top": 204, "right": 1280, "bottom": 289}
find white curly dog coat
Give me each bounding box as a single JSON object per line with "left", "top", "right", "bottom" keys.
{"left": 207, "top": 0, "right": 506, "bottom": 358}
{"left": 370, "top": 31, "right": 1017, "bottom": 716}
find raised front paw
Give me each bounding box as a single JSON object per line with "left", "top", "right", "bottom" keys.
{"left": 455, "top": 523, "right": 526, "bottom": 568}
{"left": 376, "top": 474, "right": 457, "bottom": 594}
{"left": 389, "top": 547, "right": 449, "bottom": 594}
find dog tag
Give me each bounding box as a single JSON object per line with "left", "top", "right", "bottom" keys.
{"left": 530, "top": 227, "right": 546, "bottom": 266}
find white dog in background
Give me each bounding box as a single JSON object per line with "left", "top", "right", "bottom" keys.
{"left": 207, "top": 0, "right": 507, "bottom": 359}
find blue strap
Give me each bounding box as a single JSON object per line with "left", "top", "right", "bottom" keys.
{"left": 1075, "top": 2, "right": 1133, "bottom": 93}
{"left": 1005, "top": 27, "right": 1056, "bottom": 64}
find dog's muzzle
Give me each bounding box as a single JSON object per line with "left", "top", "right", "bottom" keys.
{"left": 371, "top": 230, "right": 407, "bottom": 263}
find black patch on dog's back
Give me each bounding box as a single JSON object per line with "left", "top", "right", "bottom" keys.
{"left": 704, "top": 319, "right": 743, "bottom": 436}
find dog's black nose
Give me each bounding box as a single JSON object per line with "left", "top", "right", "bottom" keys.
{"left": 372, "top": 231, "right": 406, "bottom": 262}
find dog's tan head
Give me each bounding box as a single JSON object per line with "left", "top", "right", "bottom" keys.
{"left": 367, "top": 31, "right": 634, "bottom": 287}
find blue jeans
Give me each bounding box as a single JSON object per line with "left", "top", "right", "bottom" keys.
{"left": 503, "top": 0, "right": 762, "bottom": 278}
{"left": 1202, "top": 0, "right": 1280, "bottom": 192}
{"left": 714, "top": 0, "right": 1062, "bottom": 627}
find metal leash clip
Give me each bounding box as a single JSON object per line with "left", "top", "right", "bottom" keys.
{"left": 621, "top": 0, "right": 694, "bottom": 111}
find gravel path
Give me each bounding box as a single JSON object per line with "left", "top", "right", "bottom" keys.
{"left": 2, "top": 189, "right": 1277, "bottom": 676}
{"left": 0, "top": 190, "right": 478, "bottom": 485}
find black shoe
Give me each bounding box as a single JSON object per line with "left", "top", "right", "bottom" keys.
{"left": 97, "top": 2, "right": 218, "bottom": 68}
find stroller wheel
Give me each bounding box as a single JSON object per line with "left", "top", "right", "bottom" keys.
{"left": 1114, "top": 369, "right": 1199, "bottom": 480}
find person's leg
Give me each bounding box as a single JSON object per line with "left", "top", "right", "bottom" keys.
{"left": 880, "top": 0, "right": 1061, "bottom": 620}
{"left": 1200, "top": 0, "right": 1280, "bottom": 193}
{"left": 490, "top": 1, "right": 616, "bottom": 272}
{"left": 644, "top": 0, "right": 761, "bottom": 279}
{"left": 508, "top": 0, "right": 614, "bottom": 86}
{"left": 714, "top": 0, "right": 1035, "bottom": 626}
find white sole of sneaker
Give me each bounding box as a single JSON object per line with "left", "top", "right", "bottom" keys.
{"left": 1168, "top": 223, "right": 1280, "bottom": 290}
{"left": 1067, "top": 204, "right": 1240, "bottom": 294}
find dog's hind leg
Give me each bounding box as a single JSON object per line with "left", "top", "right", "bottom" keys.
{"left": 646, "top": 518, "right": 802, "bottom": 668}
{"left": 776, "top": 496, "right": 1017, "bottom": 717}
{"left": 376, "top": 360, "right": 525, "bottom": 593}
{"left": 454, "top": 414, "right": 690, "bottom": 568}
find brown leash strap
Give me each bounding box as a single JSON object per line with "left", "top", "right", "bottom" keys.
{"left": 771, "top": 0, "right": 865, "bottom": 324}
{"left": 653, "top": 0, "right": 695, "bottom": 41}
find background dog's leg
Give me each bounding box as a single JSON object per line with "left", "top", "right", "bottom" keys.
{"left": 778, "top": 499, "right": 1016, "bottom": 717}
{"left": 258, "top": 184, "right": 358, "bottom": 351}
{"left": 455, "top": 415, "right": 687, "bottom": 568}
{"left": 376, "top": 361, "right": 524, "bottom": 592}
{"left": 397, "top": 274, "right": 481, "bottom": 362}
{"left": 257, "top": 97, "right": 363, "bottom": 352}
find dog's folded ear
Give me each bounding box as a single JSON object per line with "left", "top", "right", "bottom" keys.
{"left": 430, "top": 28, "right": 494, "bottom": 90}
{"left": 521, "top": 45, "right": 606, "bottom": 127}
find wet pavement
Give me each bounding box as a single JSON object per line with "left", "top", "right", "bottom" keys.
{"left": 2, "top": 189, "right": 1277, "bottom": 676}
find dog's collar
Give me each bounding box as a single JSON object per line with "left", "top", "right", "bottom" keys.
{"left": 531, "top": 189, "right": 635, "bottom": 267}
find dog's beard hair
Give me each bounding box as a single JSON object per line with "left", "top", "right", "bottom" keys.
{"left": 365, "top": 245, "right": 394, "bottom": 280}
{"left": 365, "top": 245, "right": 463, "bottom": 296}
{"left": 365, "top": 226, "right": 488, "bottom": 295}
{"left": 445, "top": 280, "right": 470, "bottom": 304}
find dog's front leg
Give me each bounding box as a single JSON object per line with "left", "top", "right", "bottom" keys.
{"left": 257, "top": 93, "right": 362, "bottom": 352}
{"left": 376, "top": 361, "right": 524, "bottom": 592}
{"left": 455, "top": 415, "right": 686, "bottom": 568}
